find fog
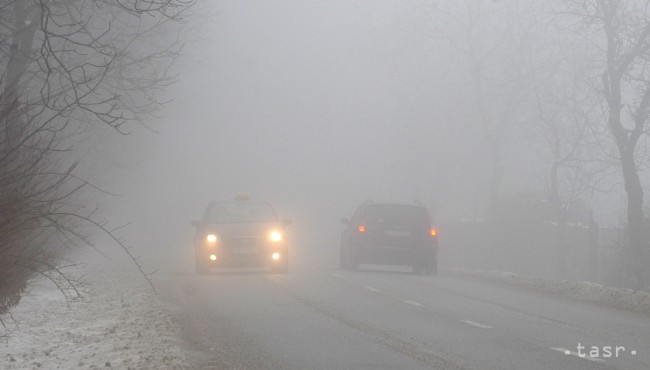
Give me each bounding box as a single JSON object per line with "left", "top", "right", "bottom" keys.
{"left": 77, "top": 1, "right": 637, "bottom": 274}
{"left": 6, "top": 1, "right": 650, "bottom": 368}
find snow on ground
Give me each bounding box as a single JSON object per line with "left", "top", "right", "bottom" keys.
{"left": 449, "top": 267, "right": 650, "bottom": 315}
{"left": 4, "top": 258, "right": 649, "bottom": 370}
{"left": 0, "top": 263, "right": 190, "bottom": 370}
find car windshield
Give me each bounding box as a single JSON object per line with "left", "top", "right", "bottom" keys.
{"left": 206, "top": 202, "right": 277, "bottom": 223}
{"left": 366, "top": 205, "right": 429, "bottom": 227}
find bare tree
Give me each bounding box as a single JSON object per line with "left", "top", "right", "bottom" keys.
{"left": 419, "top": 0, "right": 533, "bottom": 214}
{"left": 0, "top": 0, "right": 194, "bottom": 318}
{"left": 561, "top": 0, "right": 650, "bottom": 289}
{"left": 525, "top": 34, "right": 614, "bottom": 278}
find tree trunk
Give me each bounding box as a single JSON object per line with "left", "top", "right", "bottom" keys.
{"left": 620, "top": 148, "right": 646, "bottom": 289}
{"left": 556, "top": 209, "right": 568, "bottom": 279}
{"left": 588, "top": 213, "right": 599, "bottom": 282}
{"left": 549, "top": 160, "right": 567, "bottom": 279}
{"left": 599, "top": 0, "right": 649, "bottom": 290}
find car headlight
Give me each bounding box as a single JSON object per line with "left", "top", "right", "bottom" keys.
{"left": 206, "top": 234, "right": 218, "bottom": 243}
{"left": 269, "top": 230, "right": 283, "bottom": 242}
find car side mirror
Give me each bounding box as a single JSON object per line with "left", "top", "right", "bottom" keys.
{"left": 191, "top": 220, "right": 201, "bottom": 228}
{"left": 282, "top": 218, "right": 293, "bottom": 226}
{"left": 340, "top": 218, "right": 350, "bottom": 225}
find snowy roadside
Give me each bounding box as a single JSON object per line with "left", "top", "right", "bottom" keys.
{"left": 448, "top": 267, "right": 650, "bottom": 315}
{"left": 0, "top": 262, "right": 190, "bottom": 370}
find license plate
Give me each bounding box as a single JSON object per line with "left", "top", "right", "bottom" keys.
{"left": 233, "top": 246, "right": 258, "bottom": 254}
{"left": 385, "top": 230, "right": 411, "bottom": 237}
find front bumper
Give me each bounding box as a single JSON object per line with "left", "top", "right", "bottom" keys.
{"left": 197, "top": 237, "right": 287, "bottom": 268}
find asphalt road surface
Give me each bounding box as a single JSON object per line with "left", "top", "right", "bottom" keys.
{"left": 156, "top": 258, "right": 650, "bottom": 369}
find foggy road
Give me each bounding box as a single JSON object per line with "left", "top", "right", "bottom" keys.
{"left": 155, "top": 261, "right": 650, "bottom": 370}
{"left": 4, "top": 1, "right": 650, "bottom": 369}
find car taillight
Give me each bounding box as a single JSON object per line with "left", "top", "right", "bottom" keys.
{"left": 430, "top": 228, "right": 438, "bottom": 237}
{"left": 358, "top": 225, "right": 366, "bottom": 233}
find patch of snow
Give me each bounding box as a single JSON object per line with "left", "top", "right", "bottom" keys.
{"left": 0, "top": 263, "right": 190, "bottom": 369}
{"left": 449, "top": 267, "right": 650, "bottom": 315}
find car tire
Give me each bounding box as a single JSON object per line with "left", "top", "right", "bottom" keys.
{"left": 413, "top": 255, "right": 436, "bottom": 275}
{"left": 195, "top": 251, "right": 210, "bottom": 275}
{"left": 347, "top": 249, "right": 359, "bottom": 271}
{"left": 427, "top": 256, "right": 438, "bottom": 275}
{"left": 195, "top": 261, "right": 209, "bottom": 275}
{"left": 340, "top": 246, "right": 349, "bottom": 269}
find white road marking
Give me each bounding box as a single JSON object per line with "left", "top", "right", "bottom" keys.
{"left": 550, "top": 347, "right": 605, "bottom": 363}
{"left": 402, "top": 300, "right": 425, "bottom": 308}
{"left": 332, "top": 273, "right": 344, "bottom": 279}
{"left": 364, "top": 286, "right": 381, "bottom": 293}
{"left": 460, "top": 320, "right": 493, "bottom": 329}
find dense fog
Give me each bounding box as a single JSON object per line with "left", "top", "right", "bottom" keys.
{"left": 5, "top": 1, "right": 650, "bottom": 368}
{"left": 66, "top": 1, "right": 647, "bottom": 281}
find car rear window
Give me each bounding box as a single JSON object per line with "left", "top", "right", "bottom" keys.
{"left": 206, "top": 202, "right": 277, "bottom": 223}
{"left": 365, "top": 205, "right": 429, "bottom": 227}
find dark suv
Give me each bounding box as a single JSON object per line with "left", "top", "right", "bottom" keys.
{"left": 191, "top": 195, "right": 291, "bottom": 274}
{"left": 340, "top": 201, "right": 438, "bottom": 274}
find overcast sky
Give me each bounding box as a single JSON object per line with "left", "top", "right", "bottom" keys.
{"left": 78, "top": 0, "right": 637, "bottom": 267}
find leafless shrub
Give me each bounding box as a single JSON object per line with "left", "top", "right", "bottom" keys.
{"left": 0, "top": 0, "right": 194, "bottom": 325}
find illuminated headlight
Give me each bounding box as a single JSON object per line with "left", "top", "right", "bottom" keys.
{"left": 272, "top": 252, "right": 281, "bottom": 261}
{"left": 209, "top": 254, "right": 217, "bottom": 261}
{"left": 206, "top": 234, "right": 218, "bottom": 243}
{"left": 269, "top": 231, "right": 283, "bottom": 242}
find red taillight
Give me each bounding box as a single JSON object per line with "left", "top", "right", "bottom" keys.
{"left": 358, "top": 225, "right": 366, "bottom": 233}
{"left": 430, "top": 228, "right": 438, "bottom": 237}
